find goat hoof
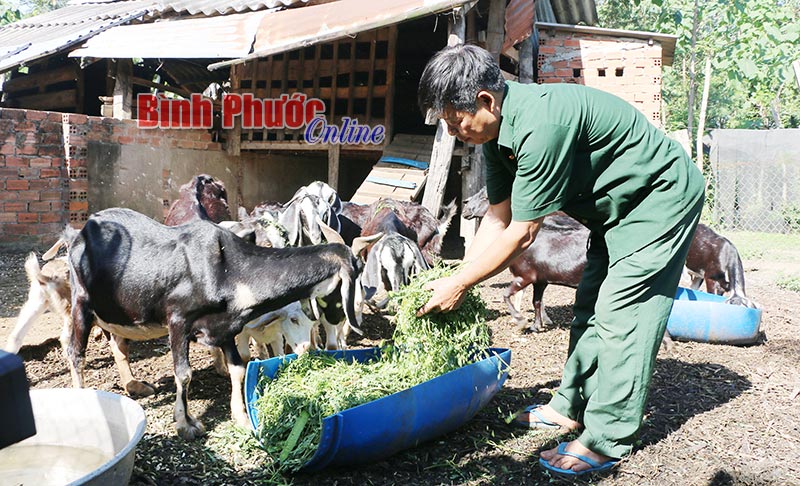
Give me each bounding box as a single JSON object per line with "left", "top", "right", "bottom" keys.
{"left": 177, "top": 419, "right": 206, "bottom": 440}
{"left": 126, "top": 380, "right": 156, "bottom": 397}
{"left": 514, "top": 319, "right": 530, "bottom": 333}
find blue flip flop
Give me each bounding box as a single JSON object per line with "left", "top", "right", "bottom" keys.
{"left": 539, "top": 442, "right": 619, "bottom": 476}
{"left": 512, "top": 405, "right": 561, "bottom": 429}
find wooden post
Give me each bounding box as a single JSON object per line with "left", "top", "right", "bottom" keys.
{"left": 422, "top": 9, "right": 465, "bottom": 217}
{"left": 112, "top": 59, "right": 132, "bottom": 120}
{"left": 486, "top": 0, "right": 506, "bottom": 63}
{"left": 384, "top": 25, "right": 398, "bottom": 146}
{"left": 227, "top": 65, "right": 241, "bottom": 156}
{"left": 328, "top": 144, "right": 340, "bottom": 191}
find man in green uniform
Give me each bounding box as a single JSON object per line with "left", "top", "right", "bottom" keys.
{"left": 416, "top": 45, "right": 704, "bottom": 475}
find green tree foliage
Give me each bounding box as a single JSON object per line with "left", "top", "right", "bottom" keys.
{"left": 597, "top": 0, "right": 800, "bottom": 132}
{"left": 0, "top": 1, "right": 22, "bottom": 25}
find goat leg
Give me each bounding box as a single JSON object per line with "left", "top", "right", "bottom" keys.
{"left": 108, "top": 333, "right": 155, "bottom": 397}
{"left": 504, "top": 277, "right": 531, "bottom": 332}
{"left": 221, "top": 338, "right": 249, "bottom": 428}
{"left": 64, "top": 294, "right": 92, "bottom": 389}
{"left": 531, "top": 283, "right": 551, "bottom": 331}
{"left": 5, "top": 281, "right": 47, "bottom": 354}
{"left": 169, "top": 324, "right": 205, "bottom": 440}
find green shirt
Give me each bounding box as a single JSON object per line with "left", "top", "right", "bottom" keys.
{"left": 483, "top": 81, "right": 704, "bottom": 263}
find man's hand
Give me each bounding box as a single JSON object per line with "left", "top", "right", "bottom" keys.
{"left": 416, "top": 276, "right": 469, "bottom": 316}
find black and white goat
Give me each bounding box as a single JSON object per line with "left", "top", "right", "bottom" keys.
{"left": 361, "top": 233, "right": 429, "bottom": 308}
{"left": 63, "top": 207, "right": 377, "bottom": 439}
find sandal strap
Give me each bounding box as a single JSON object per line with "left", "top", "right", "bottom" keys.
{"left": 556, "top": 442, "right": 602, "bottom": 468}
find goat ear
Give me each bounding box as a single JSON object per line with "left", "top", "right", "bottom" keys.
{"left": 279, "top": 203, "right": 301, "bottom": 246}
{"left": 316, "top": 215, "right": 345, "bottom": 244}
{"left": 410, "top": 241, "right": 430, "bottom": 272}
{"left": 351, "top": 232, "right": 383, "bottom": 258}
{"left": 237, "top": 206, "right": 249, "bottom": 221}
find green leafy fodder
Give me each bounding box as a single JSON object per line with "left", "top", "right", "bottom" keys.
{"left": 252, "top": 265, "right": 491, "bottom": 472}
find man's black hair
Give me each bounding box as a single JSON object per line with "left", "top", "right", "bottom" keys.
{"left": 418, "top": 44, "right": 505, "bottom": 116}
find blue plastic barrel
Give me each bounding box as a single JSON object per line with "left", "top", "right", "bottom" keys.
{"left": 667, "top": 287, "right": 763, "bottom": 345}
{"left": 244, "top": 347, "right": 512, "bottom": 471}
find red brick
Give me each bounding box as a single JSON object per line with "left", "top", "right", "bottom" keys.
{"left": 40, "top": 168, "right": 62, "bottom": 178}
{"left": 47, "top": 112, "right": 63, "bottom": 122}
{"left": 19, "top": 145, "right": 37, "bottom": 155}
{"left": 68, "top": 114, "right": 88, "bottom": 125}
{"left": 1, "top": 109, "right": 25, "bottom": 121}
{"left": 38, "top": 145, "right": 64, "bottom": 157}
{"left": 39, "top": 190, "right": 64, "bottom": 201}
{"left": 4, "top": 224, "right": 35, "bottom": 235}
{"left": 40, "top": 212, "right": 63, "bottom": 223}
{"left": 29, "top": 157, "right": 52, "bottom": 168}
{"left": 26, "top": 111, "right": 48, "bottom": 121}
{"left": 18, "top": 212, "right": 39, "bottom": 223}
{"left": 29, "top": 179, "right": 59, "bottom": 191}
{"left": 206, "top": 142, "right": 222, "bottom": 151}
{"left": 0, "top": 168, "right": 17, "bottom": 177}
{"left": 40, "top": 121, "right": 64, "bottom": 133}
{"left": 564, "top": 39, "right": 581, "bottom": 47}
{"left": 29, "top": 201, "right": 52, "bottom": 212}
{"left": 69, "top": 201, "right": 88, "bottom": 212}
{"left": 4, "top": 201, "right": 26, "bottom": 212}
{"left": 0, "top": 213, "right": 16, "bottom": 223}
{"left": 0, "top": 144, "right": 15, "bottom": 155}
{"left": 15, "top": 191, "right": 40, "bottom": 201}
{"left": 118, "top": 136, "right": 134, "bottom": 144}
{"left": 6, "top": 179, "right": 29, "bottom": 191}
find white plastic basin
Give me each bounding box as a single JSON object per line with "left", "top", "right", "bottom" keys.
{"left": 0, "top": 388, "right": 146, "bottom": 486}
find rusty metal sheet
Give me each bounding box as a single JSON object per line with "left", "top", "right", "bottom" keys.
{"left": 209, "top": 0, "right": 473, "bottom": 70}
{"left": 503, "top": 0, "right": 535, "bottom": 51}
{"left": 69, "top": 11, "right": 271, "bottom": 59}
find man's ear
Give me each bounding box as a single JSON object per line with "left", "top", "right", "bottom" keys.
{"left": 477, "top": 90, "right": 500, "bottom": 114}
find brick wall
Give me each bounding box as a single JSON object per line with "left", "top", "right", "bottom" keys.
{"left": 0, "top": 108, "right": 222, "bottom": 249}
{"left": 537, "top": 29, "right": 664, "bottom": 126}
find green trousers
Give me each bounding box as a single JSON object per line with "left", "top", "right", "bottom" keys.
{"left": 548, "top": 198, "right": 703, "bottom": 459}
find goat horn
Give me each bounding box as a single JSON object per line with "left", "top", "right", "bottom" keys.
{"left": 351, "top": 232, "right": 383, "bottom": 258}
{"left": 42, "top": 238, "right": 65, "bottom": 261}
{"left": 316, "top": 215, "right": 345, "bottom": 245}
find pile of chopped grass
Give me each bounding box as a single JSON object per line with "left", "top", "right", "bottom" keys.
{"left": 251, "top": 265, "right": 491, "bottom": 472}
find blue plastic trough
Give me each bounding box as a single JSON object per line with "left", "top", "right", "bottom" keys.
{"left": 244, "top": 347, "right": 512, "bottom": 471}
{"left": 667, "top": 287, "right": 763, "bottom": 345}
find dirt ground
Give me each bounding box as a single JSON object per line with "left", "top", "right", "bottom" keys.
{"left": 1, "top": 245, "right": 799, "bottom": 486}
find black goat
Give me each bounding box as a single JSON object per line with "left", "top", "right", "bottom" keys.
{"left": 64, "top": 208, "right": 371, "bottom": 440}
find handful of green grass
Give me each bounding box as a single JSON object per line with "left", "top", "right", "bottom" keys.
{"left": 252, "top": 266, "right": 491, "bottom": 472}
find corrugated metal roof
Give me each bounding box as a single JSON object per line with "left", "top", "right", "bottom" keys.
{"left": 209, "top": 0, "right": 474, "bottom": 70}
{"left": 0, "top": 2, "right": 157, "bottom": 73}
{"left": 537, "top": 0, "right": 597, "bottom": 26}
{"left": 157, "top": 0, "right": 308, "bottom": 16}
{"left": 67, "top": 0, "right": 310, "bottom": 15}
{"left": 69, "top": 10, "right": 271, "bottom": 58}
